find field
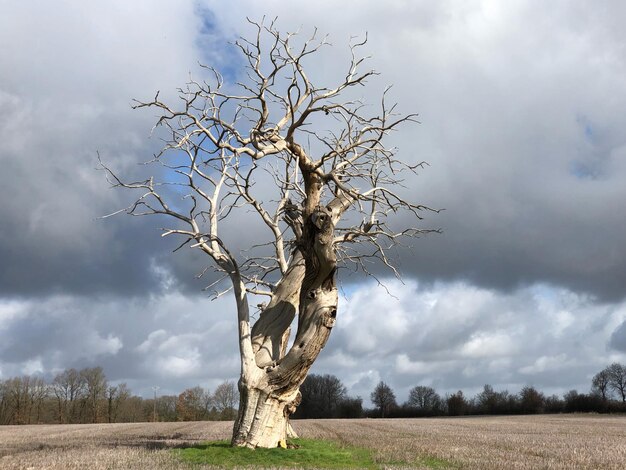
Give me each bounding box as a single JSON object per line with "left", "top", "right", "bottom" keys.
{"left": 1, "top": 415, "right": 625, "bottom": 469}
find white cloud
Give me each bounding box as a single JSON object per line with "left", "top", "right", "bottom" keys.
{"left": 315, "top": 279, "right": 626, "bottom": 403}
{"left": 460, "top": 332, "right": 515, "bottom": 359}
{"left": 89, "top": 333, "right": 123, "bottom": 357}
{"left": 395, "top": 354, "right": 442, "bottom": 375}
{"left": 136, "top": 329, "right": 168, "bottom": 353}
{"left": 0, "top": 299, "right": 28, "bottom": 325}
{"left": 23, "top": 359, "right": 44, "bottom": 376}
{"left": 158, "top": 352, "right": 202, "bottom": 378}
{"left": 519, "top": 354, "right": 570, "bottom": 375}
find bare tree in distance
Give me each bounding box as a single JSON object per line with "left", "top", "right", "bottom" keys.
{"left": 30, "top": 377, "right": 48, "bottom": 424}
{"left": 106, "top": 383, "right": 130, "bottom": 423}
{"left": 297, "top": 373, "right": 347, "bottom": 418}
{"left": 446, "top": 390, "right": 467, "bottom": 416}
{"left": 82, "top": 367, "right": 107, "bottom": 424}
{"left": 52, "top": 368, "right": 86, "bottom": 424}
{"left": 213, "top": 380, "right": 238, "bottom": 420}
{"left": 371, "top": 381, "right": 397, "bottom": 418}
{"left": 407, "top": 385, "right": 441, "bottom": 413}
{"left": 519, "top": 386, "right": 545, "bottom": 414}
{"left": 177, "top": 386, "right": 209, "bottom": 421}
{"left": 607, "top": 363, "right": 626, "bottom": 402}
{"left": 101, "top": 19, "right": 438, "bottom": 448}
{"left": 591, "top": 369, "right": 611, "bottom": 401}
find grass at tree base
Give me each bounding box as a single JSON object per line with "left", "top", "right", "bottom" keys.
{"left": 175, "top": 438, "right": 458, "bottom": 469}
{"left": 176, "top": 438, "right": 375, "bottom": 469}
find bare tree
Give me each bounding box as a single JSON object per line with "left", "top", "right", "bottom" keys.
{"left": 519, "top": 386, "right": 545, "bottom": 414}
{"left": 81, "top": 367, "right": 107, "bottom": 423}
{"left": 29, "top": 377, "right": 48, "bottom": 424}
{"left": 474, "top": 384, "right": 511, "bottom": 415}
{"left": 0, "top": 380, "right": 9, "bottom": 425}
{"left": 52, "top": 368, "right": 86, "bottom": 424}
{"left": 297, "top": 373, "right": 347, "bottom": 418}
{"left": 101, "top": 20, "right": 436, "bottom": 448}
{"left": 591, "top": 369, "right": 611, "bottom": 401}
{"left": 106, "top": 383, "right": 131, "bottom": 423}
{"left": 370, "top": 381, "right": 397, "bottom": 418}
{"left": 407, "top": 385, "right": 441, "bottom": 413}
{"left": 177, "top": 386, "right": 209, "bottom": 421}
{"left": 213, "top": 381, "right": 238, "bottom": 420}
{"left": 446, "top": 390, "right": 467, "bottom": 416}
{"left": 607, "top": 363, "right": 626, "bottom": 403}
{"left": 157, "top": 395, "right": 178, "bottom": 422}
{"left": 6, "top": 377, "right": 31, "bottom": 424}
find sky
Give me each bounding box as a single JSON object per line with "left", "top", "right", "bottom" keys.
{"left": 1, "top": 0, "right": 626, "bottom": 406}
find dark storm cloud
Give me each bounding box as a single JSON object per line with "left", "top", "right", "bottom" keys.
{"left": 0, "top": 1, "right": 235, "bottom": 298}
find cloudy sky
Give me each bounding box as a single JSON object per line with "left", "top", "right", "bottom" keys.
{"left": 1, "top": 0, "right": 626, "bottom": 405}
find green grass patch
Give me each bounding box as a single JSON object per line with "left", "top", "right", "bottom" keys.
{"left": 175, "top": 438, "right": 376, "bottom": 469}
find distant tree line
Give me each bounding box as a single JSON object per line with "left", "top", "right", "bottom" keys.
{"left": 1, "top": 363, "right": 624, "bottom": 424}
{"left": 292, "top": 374, "right": 363, "bottom": 419}
{"left": 0, "top": 367, "right": 238, "bottom": 425}
{"left": 295, "top": 364, "right": 626, "bottom": 419}
{"left": 365, "top": 362, "right": 626, "bottom": 418}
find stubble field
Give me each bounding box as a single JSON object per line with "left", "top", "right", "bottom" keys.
{"left": 0, "top": 415, "right": 624, "bottom": 469}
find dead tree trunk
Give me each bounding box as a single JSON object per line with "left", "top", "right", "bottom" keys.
{"left": 232, "top": 202, "right": 338, "bottom": 448}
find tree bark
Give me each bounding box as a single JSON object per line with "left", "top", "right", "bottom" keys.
{"left": 231, "top": 204, "right": 338, "bottom": 448}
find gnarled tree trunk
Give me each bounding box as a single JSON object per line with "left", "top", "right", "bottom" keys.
{"left": 232, "top": 202, "right": 339, "bottom": 448}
